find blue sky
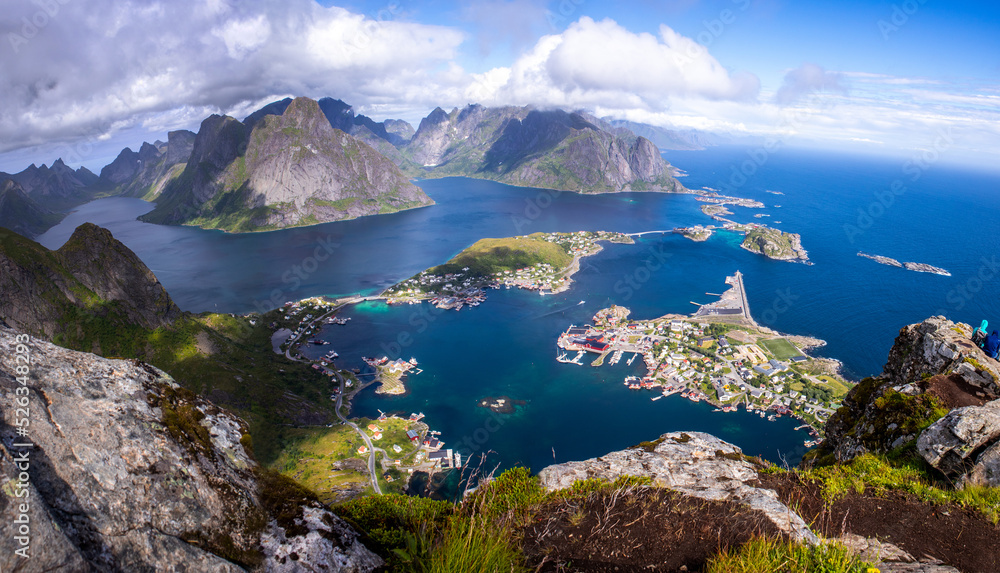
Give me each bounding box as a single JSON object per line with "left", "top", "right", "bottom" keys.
{"left": 0, "top": 0, "right": 997, "bottom": 173}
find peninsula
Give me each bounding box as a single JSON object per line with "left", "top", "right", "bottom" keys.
{"left": 555, "top": 273, "right": 849, "bottom": 434}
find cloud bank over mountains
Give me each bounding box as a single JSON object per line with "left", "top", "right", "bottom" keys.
{"left": 1, "top": 0, "right": 997, "bottom": 170}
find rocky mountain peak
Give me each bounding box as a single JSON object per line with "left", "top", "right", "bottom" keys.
{"left": 817, "top": 316, "right": 1000, "bottom": 484}
{"left": 164, "top": 129, "right": 197, "bottom": 166}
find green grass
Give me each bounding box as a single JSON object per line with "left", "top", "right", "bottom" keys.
{"left": 428, "top": 233, "right": 572, "bottom": 278}
{"left": 802, "top": 453, "right": 1000, "bottom": 524}
{"left": 311, "top": 197, "right": 360, "bottom": 210}
{"left": 815, "top": 375, "right": 850, "bottom": 396}
{"left": 273, "top": 417, "right": 424, "bottom": 502}
{"left": 705, "top": 537, "right": 876, "bottom": 573}
{"left": 759, "top": 337, "right": 803, "bottom": 360}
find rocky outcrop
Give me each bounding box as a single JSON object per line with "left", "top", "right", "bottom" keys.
{"left": 0, "top": 223, "right": 179, "bottom": 352}
{"left": 537, "top": 431, "right": 817, "bottom": 543}
{"left": 817, "top": 317, "right": 1000, "bottom": 465}
{"left": 100, "top": 147, "right": 143, "bottom": 185}
{"left": 0, "top": 327, "right": 381, "bottom": 572}
{"left": 0, "top": 179, "right": 64, "bottom": 238}
{"left": 141, "top": 97, "right": 432, "bottom": 232}
{"left": 403, "top": 104, "right": 685, "bottom": 194}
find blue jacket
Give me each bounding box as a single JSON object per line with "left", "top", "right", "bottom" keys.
{"left": 986, "top": 330, "right": 1000, "bottom": 359}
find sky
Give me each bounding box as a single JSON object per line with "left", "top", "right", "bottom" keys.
{"left": 1, "top": 0, "right": 998, "bottom": 173}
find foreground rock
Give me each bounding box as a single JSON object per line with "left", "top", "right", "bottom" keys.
{"left": 818, "top": 316, "right": 1000, "bottom": 465}
{"left": 537, "top": 431, "right": 818, "bottom": 543}
{"left": 917, "top": 400, "right": 1000, "bottom": 486}
{"left": 0, "top": 327, "right": 381, "bottom": 572}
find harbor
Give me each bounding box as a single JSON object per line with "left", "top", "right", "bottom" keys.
{"left": 553, "top": 273, "right": 843, "bottom": 443}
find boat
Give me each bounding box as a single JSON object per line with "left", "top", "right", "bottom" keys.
{"left": 651, "top": 395, "right": 663, "bottom": 401}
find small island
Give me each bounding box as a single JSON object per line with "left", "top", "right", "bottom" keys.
{"left": 741, "top": 227, "right": 810, "bottom": 264}
{"left": 363, "top": 356, "right": 421, "bottom": 395}
{"left": 675, "top": 225, "right": 713, "bottom": 242}
{"left": 857, "top": 252, "right": 950, "bottom": 276}
{"left": 477, "top": 395, "right": 526, "bottom": 414}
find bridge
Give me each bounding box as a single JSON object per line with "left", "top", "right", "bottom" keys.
{"left": 626, "top": 230, "right": 676, "bottom": 237}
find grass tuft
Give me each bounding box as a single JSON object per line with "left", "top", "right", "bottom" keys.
{"left": 706, "top": 537, "right": 876, "bottom": 573}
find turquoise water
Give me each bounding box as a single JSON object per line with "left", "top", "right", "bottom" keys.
{"left": 36, "top": 146, "right": 1000, "bottom": 474}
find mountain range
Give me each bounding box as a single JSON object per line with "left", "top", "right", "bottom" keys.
{"left": 2, "top": 96, "right": 696, "bottom": 235}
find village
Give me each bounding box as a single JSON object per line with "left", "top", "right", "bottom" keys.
{"left": 262, "top": 297, "right": 462, "bottom": 498}
{"left": 556, "top": 303, "right": 848, "bottom": 442}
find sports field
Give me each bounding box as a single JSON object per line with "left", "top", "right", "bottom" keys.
{"left": 758, "top": 338, "right": 803, "bottom": 360}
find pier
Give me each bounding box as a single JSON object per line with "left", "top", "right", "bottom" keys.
{"left": 692, "top": 270, "right": 756, "bottom": 327}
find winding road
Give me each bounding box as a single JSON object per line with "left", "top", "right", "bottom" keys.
{"left": 334, "top": 373, "right": 384, "bottom": 495}
{"left": 279, "top": 300, "right": 386, "bottom": 495}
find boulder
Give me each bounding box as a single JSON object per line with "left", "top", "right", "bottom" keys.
{"left": 917, "top": 400, "right": 1000, "bottom": 485}
{"left": 537, "top": 431, "right": 817, "bottom": 543}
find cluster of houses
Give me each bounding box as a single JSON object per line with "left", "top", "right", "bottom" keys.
{"left": 558, "top": 311, "right": 842, "bottom": 428}
{"left": 498, "top": 262, "right": 565, "bottom": 291}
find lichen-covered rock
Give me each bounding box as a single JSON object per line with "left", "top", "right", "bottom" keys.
{"left": 917, "top": 400, "right": 1000, "bottom": 485}
{"left": 537, "top": 431, "right": 817, "bottom": 543}
{"left": 0, "top": 327, "right": 381, "bottom": 572}
{"left": 816, "top": 317, "right": 999, "bottom": 464}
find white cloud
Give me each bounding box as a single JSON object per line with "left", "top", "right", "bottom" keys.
{"left": 213, "top": 15, "right": 271, "bottom": 59}
{"left": 0, "top": 0, "right": 465, "bottom": 159}
{"left": 0, "top": 3, "right": 997, "bottom": 172}
{"left": 478, "top": 17, "right": 760, "bottom": 111}
{"left": 775, "top": 63, "right": 847, "bottom": 105}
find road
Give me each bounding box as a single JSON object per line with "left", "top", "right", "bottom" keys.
{"left": 278, "top": 300, "right": 387, "bottom": 494}
{"left": 334, "top": 372, "right": 384, "bottom": 495}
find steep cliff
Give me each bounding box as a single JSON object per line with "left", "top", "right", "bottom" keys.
{"left": 403, "top": 104, "right": 685, "bottom": 193}
{"left": 0, "top": 327, "right": 381, "bottom": 572}
{"left": 142, "top": 97, "right": 432, "bottom": 232}
{"left": 109, "top": 130, "right": 197, "bottom": 200}
{"left": 0, "top": 223, "right": 179, "bottom": 354}
{"left": 0, "top": 179, "right": 64, "bottom": 238}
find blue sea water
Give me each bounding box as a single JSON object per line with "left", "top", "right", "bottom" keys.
{"left": 36, "top": 146, "right": 1000, "bottom": 475}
